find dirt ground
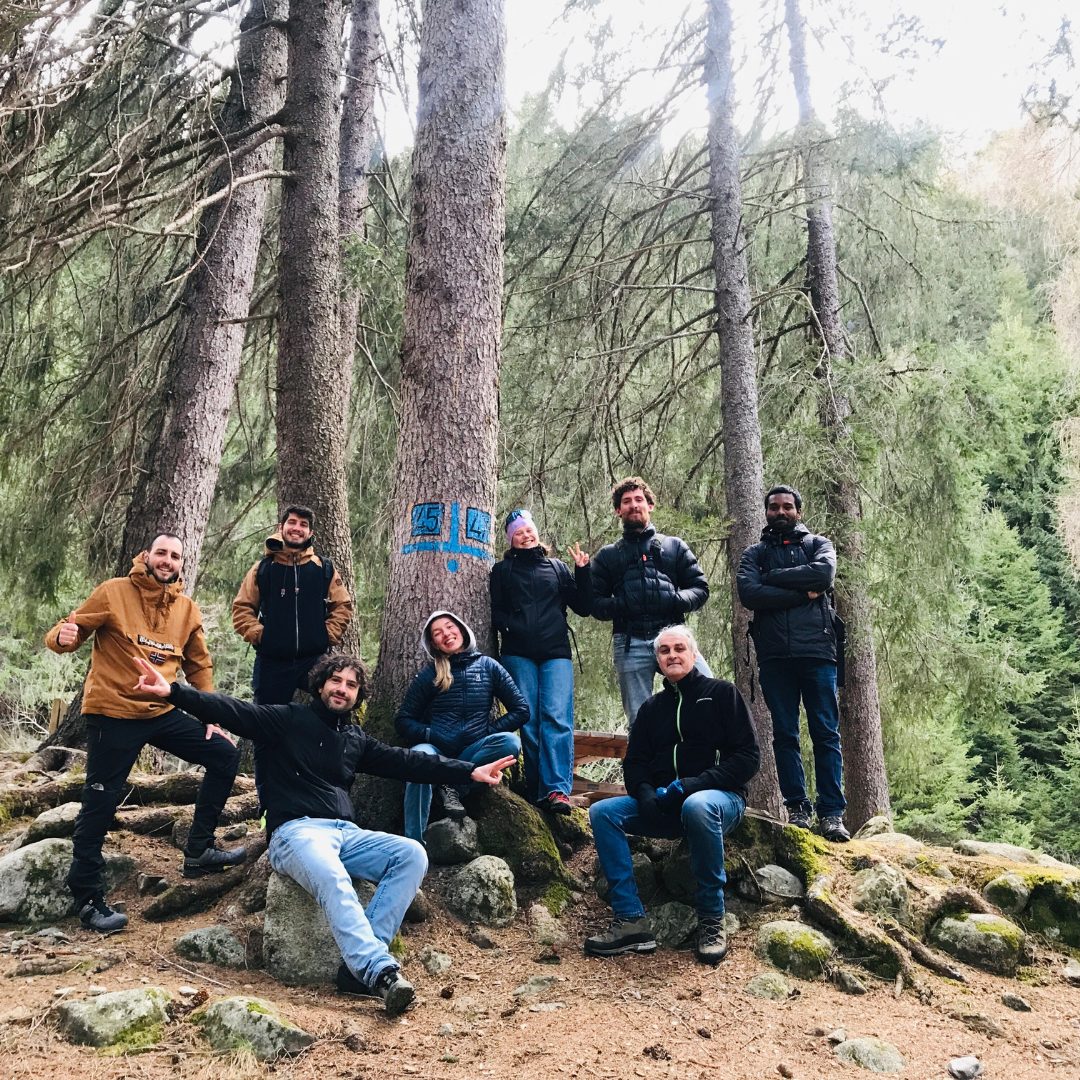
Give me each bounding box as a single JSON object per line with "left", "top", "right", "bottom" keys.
{"left": 2, "top": 828, "right": 1080, "bottom": 1080}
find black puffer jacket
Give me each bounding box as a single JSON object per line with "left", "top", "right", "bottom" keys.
{"left": 490, "top": 546, "right": 590, "bottom": 661}
{"left": 394, "top": 611, "right": 529, "bottom": 757}
{"left": 591, "top": 525, "right": 709, "bottom": 639}
{"left": 622, "top": 668, "right": 759, "bottom": 801}
{"left": 736, "top": 523, "right": 837, "bottom": 663}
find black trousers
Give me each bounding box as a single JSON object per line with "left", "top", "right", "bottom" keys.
{"left": 252, "top": 653, "right": 321, "bottom": 705}
{"left": 66, "top": 709, "right": 240, "bottom": 906}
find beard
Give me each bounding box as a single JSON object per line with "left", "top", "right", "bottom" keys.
{"left": 283, "top": 536, "right": 309, "bottom": 549}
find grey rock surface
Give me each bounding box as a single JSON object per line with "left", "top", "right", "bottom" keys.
{"left": 755, "top": 920, "right": 834, "bottom": 980}
{"left": 196, "top": 996, "right": 315, "bottom": 1060}
{"left": 953, "top": 839, "right": 1074, "bottom": 871}
{"left": 54, "top": 987, "right": 170, "bottom": 1050}
{"left": 833, "top": 1037, "right": 905, "bottom": 1073}
{"left": 982, "top": 872, "right": 1031, "bottom": 915}
{"left": 745, "top": 972, "right": 792, "bottom": 1000}
{"left": 175, "top": 925, "right": 247, "bottom": 968}
{"left": 737, "top": 864, "right": 804, "bottom": 904}
{"left": 23, "top": 802, "right": 81, "bottom": 845}
{"left": 852, "top": 862, "right": 911, "bottom": 925}
{"left": 528, "top": 903, "right": 566, "bottom": 946}
{"left": 947, "top": 1056, "right": 984, "bottom": 1079}
{"left": 445, "top": 855, "right": 517, "bottom": 928}
{"left": 425, "top": 817, "right": 481, "bottom": 865}
{"left": 651, "top": 901, "right": 698, "bottom": 948}
{"left": 930, "top": 912, "right": 1025, "bottom": 976}
{"left": 852, "top": 815, "right": 893, "bottom": 839}
{"left": 418, "top": 945, "right": 452, "bottom": 975}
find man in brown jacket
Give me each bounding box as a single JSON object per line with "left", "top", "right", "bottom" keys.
{"left": 232, "top": 505, "right": 353, "bottom": 704}
{"left": 46, "top": 534, "right": 244, "bottom": 933}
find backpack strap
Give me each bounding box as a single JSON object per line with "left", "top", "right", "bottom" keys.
{"left": 255, "top": 555, "right": 274, "bottom": 614}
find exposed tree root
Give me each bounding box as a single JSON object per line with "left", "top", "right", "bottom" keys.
{"left": 141, "top": 836, "right": 268, "bottom": 920}
{"left": 882, "top": 920, "right": 966, "bottom": 981}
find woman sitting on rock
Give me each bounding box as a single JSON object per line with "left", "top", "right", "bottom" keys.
{"left": 395, "top": 610, "right": 528, "bottom": 842}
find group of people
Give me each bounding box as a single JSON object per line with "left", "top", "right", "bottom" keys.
{"left": 45, "top": 478, "right": 849, "bottom": 1015}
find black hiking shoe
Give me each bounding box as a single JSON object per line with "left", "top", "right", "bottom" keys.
{"left": 371, "top": 968, "right": 415, "bottom": 1015}
{"left": 695, "top": 914, "right": 728, "bottom": 965}
{"left": 583, "top": 916, "right": 657, "bottom": 957}
{"left": 820, "top": 815, "right": 851, "bottom": 842}
{"left": 182, "top": 843, "right": 248, "bottom": 878}
{"left": 439, "top": 785, "right": 467, "bottom": 820}
{"left": 336, "top": 963, "right": 372, "bottom": 996}
{"left": 787, "top": 807, "right": 813, "bottom": 831}
{"left": 78, "top": 895, "right": 128, "bottom": 934}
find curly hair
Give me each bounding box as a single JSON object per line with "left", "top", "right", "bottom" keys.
{"left": 308, "top": 653, "right": 371, "bottom": 704}
{"left": 611, "top": 476, "right": 655, "bottom": 510}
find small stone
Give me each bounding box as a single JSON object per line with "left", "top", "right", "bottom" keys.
{"left": 33, "top": 927, "right": 70, "bottom": 942}
{"left": 756, "top": 920, "right": 834, "bottom": 980}
{"left": 513, "top": 975, "right": 555, "bottom": 997}
{"left": 853, "top": 814, "right": 892, "bottom": 839}
{"left": 827, "top": 1028, "right": 847, "bottom": 1044}
{"left": 651, "top": 901, "right": 698, "bottom": 947}
{"left": 949, "top": 1012, "right": 1004, "bottom": 1038}
{"left": 722, "top": 912, "right": 740, "bottom": 934}
{"left": 1063, "top": 957, "right": 1080, "bottom": 985}
{"left": 467, "top": 929, "right": 496, "bottom": 950}
{"left": 833, "top": 968, "right": 869, "bottom": 995}
{"left": 1001, "top": 992, "right": 1031, "bottom": 1012}
{"left": 137, "top": 874, "right": 169, "bottom": 896}
{"left": 834, "top": 1036, "right": 905, "bottom": 1073}
{"left": 53, "top": 986, "right": 73, "bottom": 997}
{"left": 777, "top": 1066, "right": 794, "bottom": 1079}
{"left": 746, "top": 972, "right": 793, "bottom": 1000}
{"left": 528, "top": 903, "right": 566, "bottom": 946}
{"left": 418, "top": 946, "right": 452, "bottom": 976}
{"left": 948, "top": 1056, "right": 983, "bottom": 1079}
{"left": 697, "top": 1027, "right": 711, "bottom": 1039}
{"left": 437, "top": 1023, "right": 454, "bottom": 1036}
{"left": 221, "top": 823, "right": 249, "bottom": 841}
{"left": 738, "top": 864, "right": 805, "bottom": 903}
{"left": 178, "top": 986, "right": 198, "bottom": 997}
{"left": 87, "top": 985, "right": 107, "bottom": 996}
{"left": 528, "top": 1002, "right": 565, "bottom": 1012}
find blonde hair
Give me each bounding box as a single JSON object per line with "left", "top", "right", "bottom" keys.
{"left": 433, "top": 654, "right": 453, "bottom": 692}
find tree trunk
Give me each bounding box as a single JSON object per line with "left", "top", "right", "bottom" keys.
{"left": 373, "top": 0, "right": 507, "bottom": 710}
{"left": 276, "top": 0, "right": 357, "bottom": 621}
{"left": 40, "top": 2, "right": 288, "bottom": 751}
{"left": 705, "top": 0, "right": 781, "bottom": 818}
{"left": 784, "top": 0, "right": 890, "bottom": 829}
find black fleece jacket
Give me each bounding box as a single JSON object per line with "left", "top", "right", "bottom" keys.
{"left": 170, "top": 682, "right": 473, "bottom": 838}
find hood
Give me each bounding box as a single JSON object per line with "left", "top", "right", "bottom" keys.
{"left": 760, "top": 521, "right": 811, "bottom": 543}
{"left": 621, "top": 522, "right": 656, "bottom": 543}
{"left": 129, "top": 555, "right": 184, "bottom": 629}
{"left": 420, "top": 609, "right": 477, "bottom": 659}
{"left": 263, "top": 530, "right": 316, "bottom": 561}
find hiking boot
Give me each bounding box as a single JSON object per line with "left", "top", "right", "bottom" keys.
{"left": 695, "top": 914, "right": 728, "bottom": 965}
{"left": 78, "top": 895, "right": 128, "bottom": 934}
{"left": 542, "top": 791, "right": 573, "bottom": 816}
{"left": 583, "top": 916, "right": 657, "bottom": 957}
{"left": 371, "top": 967, "right": 415, "bottom": 1015}
{"left": 182, "top": 843, "right": 248, "bottom": 878}
{"left": 820, "top": 815, "right": 851, "bottom": 843}
{"left": 787, "top": 808, "right": 813, "bottom": 831}
{"left": 336, "top": 963, "right": 372, "bottom": 996}
{"left": 439, "top": 785, "right": 467, "bottom": 820}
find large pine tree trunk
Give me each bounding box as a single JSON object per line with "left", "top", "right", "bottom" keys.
{"left": 373, "top": 0, "right": 507, "bottom": 711}
{"left": 784, "top": 0, "right": 890, "bottom": 829}
{"left": 41, "top": 2, "right": 288, "bottom": 751}
{"left": 276, "top": 0, "right": 357, "bottom": 617}
{"left": 705, "top": 0, "right": 781, "bottom": 818}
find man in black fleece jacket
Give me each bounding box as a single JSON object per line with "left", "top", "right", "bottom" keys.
{"left": 584, "top": 625, "right": 759, "bottom": 965}
{"left": 135, "top": 653, "right": 513, "bottom": 1015}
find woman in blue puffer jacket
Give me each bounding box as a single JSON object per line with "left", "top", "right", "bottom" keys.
{"left": 395, "top": 610, "right": 527, "bottom": 842}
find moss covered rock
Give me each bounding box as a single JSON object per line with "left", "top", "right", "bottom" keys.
{"left": 833, "top": 1037, "right": 905, "bottom": 1073}
{"left": 445, "top": 854, "right": 517, "bottom": 927}
{"left": 55, "top": 987, "right": 169, "bottom": 1051}
{"left": 1024, "top": 874, "right": 1080, "bottom": 947}
{"left": 755, "top": 919, "right": 834, "bottom": 980}
{"left": 195, "top": 996, "right": 314, "bottom": 1060}
{"left": 473, "top": 784, "right": 564, "bottom": 884}
{"left": 175, "top": 925, "right": 247, "bottom": 968}
{"left": 982, "top": 872, "right": 1031, "bottom": 916}
{"left": 852, "top": 863, "right": 911, "bottom": 926}
{"left": 746, "top": 971, "right": 793, "bottom": 1000}
{"left": 929, "top": 912, "right": 1025, "bottom": 975}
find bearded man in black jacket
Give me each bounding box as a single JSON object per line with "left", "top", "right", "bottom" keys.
{"left": 583, "top": 625, "right": 759, "bottom": 965}
{"left": 135, "top": 653, "right": 513, "bottom": 1016}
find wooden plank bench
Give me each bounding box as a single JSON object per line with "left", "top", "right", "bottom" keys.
{"left": 571, "top": 730, "right": 629, "bottom": 805}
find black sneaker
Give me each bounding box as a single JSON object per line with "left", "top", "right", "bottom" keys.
{"left": 439, "top": 786, "right": 467, "bottom": 820}
{"left": 182, "top": 844, "right": 247, "bottom": 878}
{"left": 78, "top": 895, "right": 128, "bottom": 934}
{"left": 371, "top": 967, "right": 415, "bottom": 1015}
{"left": 787, "top": 808, "right": 813, "bottom": 831}
{"left": 583, "top": 916, "right": 657, "bottom": 957}
{"left": 695, "top": 914, "right": 728, "bottom": 965}
{"left": 820, "top": 815, "right": 851, "bottom": 842}
{"left": 335, "top": 963, "right": 372, "bottom": 996}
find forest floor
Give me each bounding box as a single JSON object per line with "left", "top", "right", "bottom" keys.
{"left": 2, "top": 828, "right": 1080, "bottom": 1080}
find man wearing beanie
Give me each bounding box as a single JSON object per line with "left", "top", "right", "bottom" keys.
{"left": 591, "top": 476, "right": 711, "bottom": 728}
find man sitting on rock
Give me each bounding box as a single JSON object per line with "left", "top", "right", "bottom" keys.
{"left": 135, "top": 653, "right": 514, "bottom": 1015}
{"left": 584, "top": 625, "right": 760, "bottom": 964}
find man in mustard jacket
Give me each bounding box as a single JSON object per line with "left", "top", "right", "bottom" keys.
{"left": 46, "top": 534, "right": 244, "bottom": 933}
{"left": 232, "top": 505, "right": 354, "bottom": 705}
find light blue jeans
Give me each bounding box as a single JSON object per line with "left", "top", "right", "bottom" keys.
{"left": 590, "top": 789, "right": 745, "bottom": 918}
{"left": 268, "top": 817, "right": 427, "bottom": 986}
{"left": 502, "top": 655, "right": 575, "bottom": 803}
{"left": 613, "top": 633, "right": 713, "bottom": 728}
{"left": 403, "top": 731, "right": 522, "bottom": 842}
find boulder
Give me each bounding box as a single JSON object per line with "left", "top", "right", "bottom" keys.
{"left": 597, "top": 851, "right": 661, "bottom": 908}
{"left": 445, "top": 855, "right": 517, "bottom": 928}
{"left": 982, "top": 872, "right": 1030, "bottom": 915}
{"left": 651, "top": 901, "right": 697, "bottom": 948}
{"left": 23, "top": 802, "right": 81, "bottom": 845}
{"left": 425, "top": 817, "right": 480, "bottom": 865}
{"left": 853, "top": 815, "right": 893, "bottom": 839}
{"left": 175, "top": 926, "right": 247, "bottom": 968}
{"left": 472, "top": 784, "right": 563, "bottom": 884}
{"left": 737, "top": 863, "right": 804, "bottom": 904}
{"left": 263, "top": 871, "right": 374, "bottom": 985}
{"left": 1024, "top": 875, "right": 1080, "bottom": 948}
{"left": 195, "top": 997, "right": 315, "bottom": 1061}
{"left": 54, "top": 988, "right": 170, "bottom": 1050}
{"left": 0, "top": 838, "right": 132, "bottom": 924}
{"left": 833, "top": 1037, "right": 905, "bottom": 1073}
{"left": 755, "top": 920, "right": 834, "bottom": 980}
{"left": 861, "top": 832, "right": 922, "bottom": 852}
{"left": 746, "top": 972, "right": 792, "bottom": 1000}
{"left": 929, "top": 912, "right": 1025, "bottom": 976}
{"left": 953, "top": 839, "right": 1075, "bottom": 871}
{"left": 852, "top": 863, "right": 911, "bottom": 926}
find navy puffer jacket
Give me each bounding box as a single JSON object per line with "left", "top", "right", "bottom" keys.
{"left": 394, "top": 611, "right": 529, "bottom": 757}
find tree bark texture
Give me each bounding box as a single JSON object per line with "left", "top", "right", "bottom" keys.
{"left": 276, "top": 0, "right": 358, "bottom": 622}
{"left": 785, "top": 0, "right": 890, "bottom": 829}
{"left": 41, "top": 3, "right": 288, "bottom": 752}
{"left": 373, "top": 0, "right": 507, "bottom": 708}
{"left": 705, "top": 0, "right": 781, "bottom": 818}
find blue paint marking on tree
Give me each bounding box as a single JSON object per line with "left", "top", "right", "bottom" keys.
{"left": 401, "top": 501, "right": 492, "bottom": 568}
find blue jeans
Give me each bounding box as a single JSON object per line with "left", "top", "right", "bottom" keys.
{"left": 613, "top": 633, "right": 713, "bottom": 727}
{"left": 590, "top": 789, "right": 745, "bottom": 918}
{"left": 758, "top": 659, "right": 845, "bottom": 818}
{"left": 403, "top": 731, "right": 522, "bottom": 842}
{"left": 502, "top": 656, "right": 574, "bottom": 803}
{"left": 268, "top": 817, "right": 427, "bottom": 986}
